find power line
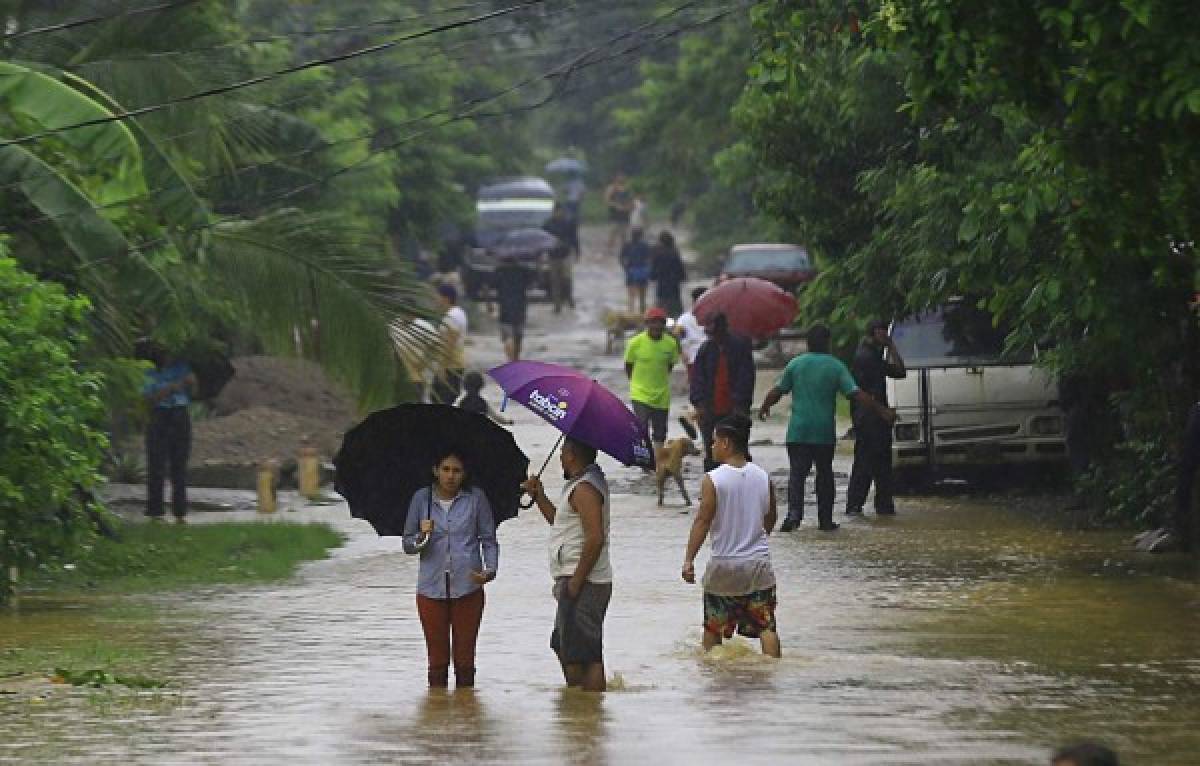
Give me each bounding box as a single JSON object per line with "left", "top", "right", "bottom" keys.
{"left": 0, "top": 4, "right": 596, "bottom": 197}
{"left": 3, "top": 0, "right": 206, "bottom": 41}
{"left": 54, "top": 0, "right": 535, "bottom": 68}
{"left": 0, "top": 0, "right": 547, "bottom": 149}
{"left": 11, "top": 2, "right": 738, "bottom": 238}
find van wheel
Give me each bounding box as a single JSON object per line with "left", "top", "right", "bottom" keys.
{"left": 893, "top": 466, "right": 930, "bottom": 495}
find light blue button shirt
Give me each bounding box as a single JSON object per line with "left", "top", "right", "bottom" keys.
{"left": 402, "top": 486, "right": 498, "bottom": 599}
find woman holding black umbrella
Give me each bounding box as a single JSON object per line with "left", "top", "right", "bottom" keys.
{"left": 402, "top": 448, "right": 498, "bottom": 689}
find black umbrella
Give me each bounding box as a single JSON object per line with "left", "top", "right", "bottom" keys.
{"left": 333, "top": 404, "right": 529, "bottom": 536}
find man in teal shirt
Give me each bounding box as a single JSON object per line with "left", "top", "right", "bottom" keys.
{"left": 758, "top": 325, "right": 894, "bottom": 531}
{"left": 625, "top": 307, "right": 680, "bottom": 449}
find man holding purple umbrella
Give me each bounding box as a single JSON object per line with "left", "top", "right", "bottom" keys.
{"left": 522, "top": 438, "right": 613, "bottom": 693}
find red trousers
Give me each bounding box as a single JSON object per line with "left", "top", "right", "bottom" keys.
{"left": 416, "top": 589, "right": 485, "bottom": 683}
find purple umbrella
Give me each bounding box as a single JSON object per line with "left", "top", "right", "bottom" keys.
{"left": 488, "top": 361, "right": 654, "bottom": 473}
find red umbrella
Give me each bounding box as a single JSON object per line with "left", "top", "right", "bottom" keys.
{"left": 694, "top": 277, "right": 798, "bottom": 338}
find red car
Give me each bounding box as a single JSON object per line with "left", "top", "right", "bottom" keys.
{"left": 717, "top": 243, "right": 816, "bottom": 292}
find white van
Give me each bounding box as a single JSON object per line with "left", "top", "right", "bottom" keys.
{"left": 886, "top": 304, "right": 1068, "bottom": 484}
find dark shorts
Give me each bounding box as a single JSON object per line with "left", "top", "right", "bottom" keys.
{"left": 703, "top": 586, "right": 778, "bottom": 639}
{"left": 632, "top": 401, "right": 668, "bottom": 444}
{"left": 551, "top": 577, "right": 612, "bottom": 665}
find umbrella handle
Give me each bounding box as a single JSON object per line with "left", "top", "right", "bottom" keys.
{"left": 520, "top": 433, "right": 565, "bottom": 510}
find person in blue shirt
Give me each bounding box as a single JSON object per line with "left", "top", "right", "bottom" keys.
{"left": 403, "top": 449, "right": 499, "bottom": 689}
{"left": 142, "top": 345, "right": 197, "bottom": 522}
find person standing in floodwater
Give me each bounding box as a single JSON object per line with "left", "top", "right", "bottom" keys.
{"left": 403, "top": 449, "right": 498, "bottom": 689}
{"left": 846, "top": 319, "right": 906, "bottom": 517}
{"left": 758, "top": 324, "right": 895, "bottom": 532}
{"left": 431, "top": 284, "right": 468, "bottom": 404}
{"left": 142, "top": 344, "right": 197, "bottom": 523}
{"left": 522, "top": 439, "right": 613, "bottom": 692}
{"left": 620, "top": 228, "right": 652, "bottom": 315}
{"left": 625, "top": 306, "right": 680, "bottom": 450}
{"left": 650, "top": 230, "right": 687, "bottom": 318}
{"left": 604, "top": 173, "right": 634, "bottom": 257}
{"left": 682, "top": 415, "right": 781, "bottom": 657}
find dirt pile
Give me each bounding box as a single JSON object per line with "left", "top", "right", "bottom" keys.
{"left": 192, "top": 356, "right": 357, "bottom": 468}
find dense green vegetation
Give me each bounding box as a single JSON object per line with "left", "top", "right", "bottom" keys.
{"left": 594, "top": 0, "right": 1199, "bottom": 525}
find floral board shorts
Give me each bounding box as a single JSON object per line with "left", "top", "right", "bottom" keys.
{"left": 703, "top": 586, "right": 777, "bottom": 639}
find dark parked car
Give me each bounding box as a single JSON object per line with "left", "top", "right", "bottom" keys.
{"left": 462, "top": 177, "right": 558, "bottom": 298}
{"left": 717, "top": 243, "right": 816, "bottom": 292}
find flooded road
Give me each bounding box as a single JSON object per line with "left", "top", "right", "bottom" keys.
{"left": 3, "top": 228, "right": 1198, "bottom": 764}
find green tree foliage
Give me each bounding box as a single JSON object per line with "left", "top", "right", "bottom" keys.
{"left": 737, "top": 0, "right": 1200, "bottom": 519}
{"left": 0, "top": 249, "right": 108, "bottom": 603}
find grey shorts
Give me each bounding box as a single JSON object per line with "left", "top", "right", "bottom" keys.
{"left": 550, "top": 577, "right": 612, "bottom": 665}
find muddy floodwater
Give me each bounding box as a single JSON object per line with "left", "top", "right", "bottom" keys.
{"left": 4, "top": 233, "right": 1198, "bottom": 764}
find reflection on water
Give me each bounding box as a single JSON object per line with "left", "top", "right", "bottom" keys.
{"left": 2, "top": 488, "right": 1197, "bottom": 764}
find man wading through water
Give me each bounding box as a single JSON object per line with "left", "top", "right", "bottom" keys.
{"left": 522, "top": 439, "right": 612, "bottom": 692}
{"left": 682, "top": 415, "right": 781, "bottom": 657}
{"left": 846, "top": 319, "right": 906, "bottom": 516}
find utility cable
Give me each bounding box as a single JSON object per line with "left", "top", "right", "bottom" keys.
{"left": 3, "top": 0, "right": 206, "bottom": 41}
{"left": 12, "top": 1, "right": 736, "bottom": 236}
{"left": 0, "top": 0, "right": 546, "bottom": 149}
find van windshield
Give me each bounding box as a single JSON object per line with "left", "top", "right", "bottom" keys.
{"left": 892, "top": 304, "right": 1029, "bottom": 368}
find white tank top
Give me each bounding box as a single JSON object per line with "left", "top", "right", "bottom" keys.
{"left": 548, "top": 464, "right": 612, "bottom": 583}
{"left": 708, "top": 463, "right": 772, "bottom": 560}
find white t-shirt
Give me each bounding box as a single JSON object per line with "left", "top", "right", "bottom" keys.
{"left": 676, "top": 312, "right": 705, "bottom": 365}
{"left": 442, "top": 306, "right": 468, "bottom": 370}
{"left": 548, "top": 464, "right": 612, "bottom": 583}
{"left": 703, "top": 462, "right": 775, "bottom": 596}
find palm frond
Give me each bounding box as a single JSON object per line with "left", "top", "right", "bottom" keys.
{"left": 210, "top": 210, "right": 439, "bottom": 410}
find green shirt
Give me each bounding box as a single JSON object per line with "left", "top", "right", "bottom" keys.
{"left": 775, "top": 352, "right": 858, "bottom": 444}
{"left": 624, "top": 331, "right": 680, "bottom": 410}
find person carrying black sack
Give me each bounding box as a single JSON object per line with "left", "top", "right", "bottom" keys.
{"left": 846, "top": 319, "right": 906, "bottom": 516}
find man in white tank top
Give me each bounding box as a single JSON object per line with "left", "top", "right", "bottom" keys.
{"left": 682, "top": 415, "right": 781, "bottom": 657}
{"left": 522, "top": 438, "right": 613, "bottom": 692}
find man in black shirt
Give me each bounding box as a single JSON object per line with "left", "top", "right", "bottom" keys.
{"left": 543, "top": 204, "right": 575, "bottom": 313}
{"left": 494, "top": 255, "right": 532, "bottom": 362}
{"left": 846, "top": 319, "right": 907, "bottom": 515}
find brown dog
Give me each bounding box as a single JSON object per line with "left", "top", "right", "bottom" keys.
{"left": 656, "top": 437, "right": 700, "bottom": 507}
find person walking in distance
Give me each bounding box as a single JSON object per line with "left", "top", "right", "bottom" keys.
{"left": 142, "top": 344, "right": 197, "bottom": 523}
{"left": 846, "top": 319, "right": 906, "bottom": 516}
{"left": 674, "top": 286, "right": 707, "bottom": 382}
{"left": 625, "top": 307, "right": 680, "bottom": 451}
{"left": 494, "top": 255, "right": 531, "bottom": 362}
{"left": 650, "top": 230, "right": 687, "bottom": 318}
{"left": 431, "top": 284, "right": 468, "bottom": 404}
{"left": 604, "top": 173, "right": 634, "bottom": 258}
{"left": 619, "top": 228, "right": 652, "bottom": 315}
{"left": 690, "top": 313, "right": 755, "bottom": 471}
{"left": 521, "top": 439, "right": 613, "bottom": 692}
{"left": 682, "top": 415, "right": 781, "bottom": 657}
{"left": 542, "top": 203, "right": 575, "bottom": 313}
{"left": 758, "top": 325, "right": 895, "bottom": 531}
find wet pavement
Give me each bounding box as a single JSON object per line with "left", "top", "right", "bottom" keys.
{"left": 3, "top": 227, "right": 1199, "bottom": 764}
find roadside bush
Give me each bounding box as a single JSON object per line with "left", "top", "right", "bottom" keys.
{"left": 0, "top": 254, "right": 108, "bottom": 603}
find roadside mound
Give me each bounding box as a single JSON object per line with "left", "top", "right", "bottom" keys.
{"left": 192, "top": 356, "right": 357, "bottom": 467}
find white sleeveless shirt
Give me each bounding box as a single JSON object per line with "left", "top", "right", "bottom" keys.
{"left": 703, "top": 462, "right": 775, "bottom": 596}
{"left": 548, "top": 464, "right": 612, "bottom": 583}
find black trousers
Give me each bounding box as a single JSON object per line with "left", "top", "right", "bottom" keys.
{"left": 146, "top": 407, "right": 191, "bottom": 518}
{"left": 846, "top": 416, "right": 895, "bottom": 513}
{"left": 786, "top": 443, "right": 835, "bottom": 527}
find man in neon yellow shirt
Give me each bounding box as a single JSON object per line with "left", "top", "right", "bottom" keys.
{"left": 625, "top": 307, "right": 680, "bottom": 449}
